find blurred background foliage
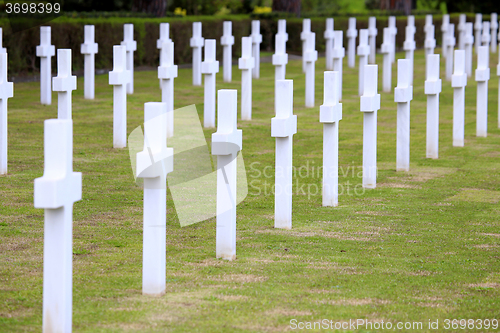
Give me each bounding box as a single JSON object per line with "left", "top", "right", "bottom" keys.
{"left": 57, "top": 0, "right": 500, "bottom": 17}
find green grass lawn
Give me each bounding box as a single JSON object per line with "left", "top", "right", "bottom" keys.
{"left": 1, "top": 48, "right": 500, "bottom": 332}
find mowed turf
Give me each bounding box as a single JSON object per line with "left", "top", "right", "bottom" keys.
{"left": 1, "top": 48, "right": 500, "bottom": 332}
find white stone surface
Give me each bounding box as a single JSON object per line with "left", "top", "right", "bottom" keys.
{"left": 424, "top": 15, "right": 433, "bottom": 34}
{"left": 301, "top": 19, "right": 311, "bottom": 72}
{"left": 347, "top": 18, "right": 357, "bottom": 68}
{"left": 304, "top": 33, "right": 318, "bottom": 108}
{"left": 136, "top": 102, "right": 173, "bottom": 296}
{"left": 34, "top": 119, "right": 82, "bottom": 333}
{"left": 476, "top": 45, "right": 490, "bottom": 137}
{"left": 121, "top": 24, "right": 137, "bottom": 94}
{"left": 491, "top": 13, "right": 498, "bottom": 53}
{"left": 158, "top": 40, "right": 178, "bottom": 138}
{"left": 324, "top": 18, "right": 335, "bottom": 70}
{"left": 425, "top": 54, "right": 441, "bottom": 158}
{"left": 332, "top": 30, "right": 345, "bottom": 100}
{"left": 394, "top": 59, "right": 413, "bottom": 172}
{"left": 424, "top": 24, "right": 436, "bottom": 57}
{"left": 388, "top": 16, "right": 397, "bottom": 63}
{"left": 238, "top": 37, "right": 254, "bottom": 120}
{"left": 357, "top": 29, "right": 369, "bottom": 96}
{"left": 445, "top": 24, "right": 456, "bottom": 81}
{"left": 190, "top": 22, "right": 204, "bottom": 86}
{"left": 368, "top": 17, "right": 377, "bottom": 64}
{"left": 36, "top": 26, "right": 55, "bottom": 105}
{"left": 277, "top": 20, "right": 288, "bottom": 76}
{"left": 221, "top": 21, "right": 235, "bottom": 82}
{"left": 441, "top": 14, "right": 450, "bottom": 58}
{"left": 271, "top": 80, "right": 296, "bottom": 229}
{"left": 452, "top": 50, "right": 467, "bottom": 147}
{"left": 482, "top": 21, "right": 491, "bottom": 50}
{"left": 80, "top": 25, "right": 98, "bottom": 100}
{"left": 320, "top": 71, "right": 342, "bottom": 206}
{"left": 381, "top": 27, "right": 392, "bottom": 92}
{"left": 156, "top": 22, "right": 171, "bottom": 50}
{"left": 0, "top": 53, "right": 13, "bottom": 175}
{"left": 360, "top": 65, "right": 380, "bottom": 189}
{"left": 251, "top": 20, "right": 262, "bottom": 79}
{"left": 201, "top": 40, "right": 219, "bottom": 128}
{"left": 53, "top": 49, "right": 77, "bottom": 120}
{"left": 475, "top": 14, "right": 482, "bottom": 54}
{"left": 109, "top": 45, "right": 130, "bottom": 148}
{"left": 404, "top": 19, "right": 416, "bottom": 85}
{"left": 464, "top": 23, "right": 474, "bottom": 77}
{"left": 458, "top": 14, "right": 466, "bottom": 50}
{"left": 273, "top": 34, "right": 288, "bottom": 112}
{"left": 211, "top": 89, "right": 242, "bottom": 261}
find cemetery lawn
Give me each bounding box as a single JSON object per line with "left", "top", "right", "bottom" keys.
{"left": 2, "top": 49, "right": 500, "bottom": 332}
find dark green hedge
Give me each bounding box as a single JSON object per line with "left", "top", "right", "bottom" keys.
{"left": 1, "top": 13, "right": 478, "bottom": 77}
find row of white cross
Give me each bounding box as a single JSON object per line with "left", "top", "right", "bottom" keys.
{"left": 0, "top": 14, "right": 497, "bottom": 332}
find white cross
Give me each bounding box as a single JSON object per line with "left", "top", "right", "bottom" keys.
{"left": 324, "top": 18, "right": 335, "bottom": 70}
{"left": 441, "top": 14, "right": 450, "bottom": 59}
{"left": 277, "top": 20, "right": 288, "bottom": 76}
{"left": 332, "top": 30, "right": 345, "bottom": 100}
{"left": 388, "top": 16, "right": 397, "bottom": 63}
{"left": 474, "top": 14, "right": 482, "bottom": 54}
{"left": 34, "top": 119, "right": 82, "bottom": 333}
{"left": 424, "top": 24, "right": 436, "bottom": 57}
{"left": 445, "top": 24, "right": 456, "bottom": 81}
{"left": 211, "top": 89, "right": 242, "bottom": 261}
{"left": 272, "top": 80, "right": 296, "bottom": 229}
{"left": 368, "top": 17, "right": 377, "bottom": 64}
{"left": 404, "top": 21, "right": 416, "bottom": 85}
{"left": 320, "top": 71, "right": 342, "bottom": 207}
{"left": 80, "top": 25, "right": 98, "bottom": 100}
{"left": 136, "top": 102, "right": 173, "bottom": 296}
{"left": 156, "top": 23, "right": 171, "bottom": 50}
{"left": 109, "top": 45, "right": 130, "bottom": 148}
{"left": 0, "top": 53, "right": 13, "bottom": 175}
{"left": 457, "top": 14, "right": 466, "bottom": 50}
{"left": 300, "top": 18, "right": 311, "bottom": 72}
{"left": 394, "top": 59, "right": 413, "bottom": 172}
{"left": 239, "top": 37, "right": 254, "bottom": 121}
{"left": 304, "top": 33, "right": 317, "bottom": 108}
{"left": 425, "top": 54, "right": 441, "bottom": 158}
{"left": 0, "top": 27, "right": 7, "bottom": 54}
{"left": 347, "top": 17, "right": 357, "bottom": 68}
{"left": 221, "top": 21, "right": 235, "bottom": 83}
{"left": 476, "top": 45, "right": 490, "bottom": 137}
{"left": 451, "top": 50, "right": 467, "bottom": 147}
{"left": 36, "top": 26, "right": 55, "bottom": 105}
{"left": 121, "top": 24, "right": 137, "bottom": 94}
{"left": 464, "top": 23, "right": 474, "bottom": 77}
{"left": 360, "top": 64, "right": 380, "bottom": 189}
{"left": 491, "top": 13, "right": 498, "bottom": 53}
{"left": 424, "top": 15, "right": 433, "bottom": 35}
{"left": 482, "top": 21, "right": 491, "bottom": 49}
{"left": 381, "top": 27, "right": 392, "bottom": 92}
{"left": 190, "top": 22, "right": 204, "bottom": 86}
{"left": 251, "top": 20, "right": 262, "bottom": 79}
{"left": 273, "top": 34, "right": 288, "bottom": 113}
{"left": 357, "top": 29, "right": 369, "bottom": 96}
{"left": 201, "top": 39, "right": 219, "bottom": 128}
{"left": 53, "top": 49, "right": 77, "bottom": 120}
{"left": 158, "top": 40, "right": 178, "bottom": 138}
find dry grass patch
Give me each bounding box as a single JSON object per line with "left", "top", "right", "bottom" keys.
{"left": 326, "top": 298, "right": 390, "bottom": 306}
{"left": 212, "top": 274, "right": 268, "bottom": 283}
{"left": 256, "top": 229, "right": 377, "bottom": 242}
